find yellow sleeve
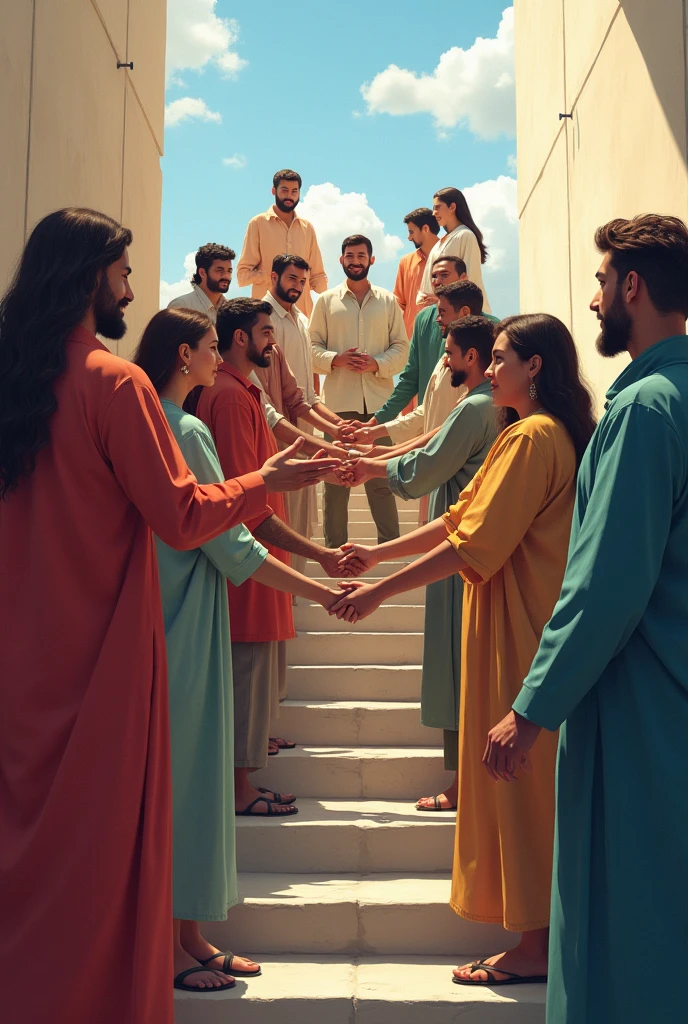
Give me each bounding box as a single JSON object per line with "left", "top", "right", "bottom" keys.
{"left": 443, "top": 433, "right": 549, "bottom": 584}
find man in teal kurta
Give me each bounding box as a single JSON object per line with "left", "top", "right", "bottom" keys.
{"left": 483, "top": 216, "right": 688, "bottom": 1021}
{"left": 384, "top": 316, "right": 497, "bottom": 809}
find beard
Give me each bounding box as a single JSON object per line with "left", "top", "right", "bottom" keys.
{"left": 247, "top": 339, "right": 272, "bottom": 369}
{"left": 450, "top": 368, "right": 468, "bottom": 388}
{"left": 275, "top": 279, "right": 303, "bottom": 305}
{"left": 412, "top": 239, "right": 422, "bottom": 250}
{"left": 275, "top": 196, "right": 299, "bottom": 214}
{"left": 94, "top": 276, "right": 128, "bottom": 340}
{"left": 205, "top": 274, "right": 230, "bottom": 294}
{"left": 343, "top": 264, "right": 370, "bottom": 281}
{"left": 596, "top": 289, "right": 632, "bottom": 357}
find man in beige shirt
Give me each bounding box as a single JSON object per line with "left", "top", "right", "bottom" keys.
{"left": 167, "top": 241, "right": 234, "bottom": 322}
{"left": 310, "top": 234, "right": 409, "bottom": 548}
{"left": 237, "top": 169, "right": 327, "bottom": 317}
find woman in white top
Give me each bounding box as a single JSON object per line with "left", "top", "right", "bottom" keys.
{"left": 417, "top": 187, "right": 491, "bottom": 312}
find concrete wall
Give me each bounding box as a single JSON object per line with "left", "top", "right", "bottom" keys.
{"left": 514, "top": 0, "right": 688, "bottom": 410}
{"left": 0, "top": 0, "right": 166, "bottom": 357}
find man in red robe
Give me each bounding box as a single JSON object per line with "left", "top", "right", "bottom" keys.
{"left": 0, "top": 208, "right": 337, "bottom": 1024}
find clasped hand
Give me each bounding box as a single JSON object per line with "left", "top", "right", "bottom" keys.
{"left": 482, "top": 710, "right": 542, "bottom": 782}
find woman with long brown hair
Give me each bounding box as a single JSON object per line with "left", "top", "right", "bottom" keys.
{"left": 417, "top": 186, "right": 491, "bottom": 311}
{"left": 334, "top": 313, "right": 595, "bottom": 986}
{"left": 134, "top": 307, "right": 342, "bottom": 992}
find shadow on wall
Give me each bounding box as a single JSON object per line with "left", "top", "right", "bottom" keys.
{"left": 622, "top": 0, "right": 688, "bottom": 166}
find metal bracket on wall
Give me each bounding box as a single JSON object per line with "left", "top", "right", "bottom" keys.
{"left": 558, "top": 112, "right": 573, "bottom": 120}
{"left": 117, "top": 61, "right": 134, "bottom": 70}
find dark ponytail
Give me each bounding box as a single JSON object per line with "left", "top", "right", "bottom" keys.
{"left": 434, "top": 187, "right": 488, "bottom": 264}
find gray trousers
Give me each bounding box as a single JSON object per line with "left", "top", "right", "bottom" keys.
{"left": 232, "top": 640, "right": 286, "bottom": 769}
{"left": 322, "top": 410, "right": 400, "bottom": 549}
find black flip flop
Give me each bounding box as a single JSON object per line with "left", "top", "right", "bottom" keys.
{"left": 199, "top": 952, "right": 262, "bottom": 978}
{"left": 174, "top": 966, "right": 236, "bottom": 991}
{"left": 452, "top": 959, "right": 547, "bottom": 986}
{"left": 235, "top": 797, "right": 298, "bottom": 816}
{"left": 258, "top": 787, "right": 296, "bottom": 805}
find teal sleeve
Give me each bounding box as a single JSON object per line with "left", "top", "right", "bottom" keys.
{"left": 179, "top": 429, "right": 268, "bottom": 584}
{"left": 376, "top": 324, "right": 420, "bottom": 423}
{"left": 513, "top": 403, "right": 681, "bottom": 730}
{"left": 387, "top": 403, "right": 480, "bottom": 500}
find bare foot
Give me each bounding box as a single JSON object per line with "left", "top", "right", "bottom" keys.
{"left": 452, "top": 948, "right": 548, "bottom": 984}
{"left": 174, "top": 949, "right": 233, "bottom": 989}
{"left": 416, "top": 792, "right": 456, "bottom": 810}
{"left": 257, "top": 787, "right": 296, "bottom": 805}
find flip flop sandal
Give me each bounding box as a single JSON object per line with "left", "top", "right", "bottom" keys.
{"left": 258, "top": 787, "right": 296, "bottom": 805}
{"left": 199, "top": 952, "right": 262, "bottom": 978}
{"left": 416, "top": 795, "right": 457, "bottom": 811}
{"left": 174, "top": 966, "right": 236, "bottom": 991}
{"left": 452, "top": 959, "right": 548, "bottom": 986}
{"left": 268, "top": 737, "right": 294, "bottom": 753}
{"left": 235, "top": 797, "right": 299, "bottom": 816}
{"left": 268, "top": 743, "right": 280, "bottom": 756}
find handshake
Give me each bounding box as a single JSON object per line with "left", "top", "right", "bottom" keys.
{"left": 317, "top": 542, "right": 383, "bottom": 625}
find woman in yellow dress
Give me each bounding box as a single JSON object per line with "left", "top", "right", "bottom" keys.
{"left": 333, "top": 314, "right": 595, "bottom": 985}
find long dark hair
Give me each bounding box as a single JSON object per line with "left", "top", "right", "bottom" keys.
{"left": 497, "top": 314, "right": 596, "bottom": 467}
{"left": 434, "top": 187, "right": 488, "bottom": 263}
{"left": 0, "top": 208, "right": 132, "bottom": 499}
{"left": 133, "top": 308, "right": 213, "bottom": 393}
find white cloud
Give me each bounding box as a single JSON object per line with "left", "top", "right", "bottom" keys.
{"left": 507, "top": 153, "right": 517, "bottom": 173}
{"left": 463, "top": 175, "right": 519, "bottom": 315}
{"left": 164, "top": 96, "right": 221, "bottom": 127}
{"left": 361, "top": 6, "right": 514, "bottom": 140}
{"left": 223, "top": 153, "right": 247, "bottom": 169}
{"left": 160, "top": 251, "right": 197, "bottom": 309}
{"left": 166, "top": 0, "right": 248, "bottom": 84}
{"left": 298, "top": 183, "right": 404, "bottom": 287}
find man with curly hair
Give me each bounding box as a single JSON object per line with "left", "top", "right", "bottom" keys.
{"left": 168, "top": 242, "right": 235, "bottom": 323}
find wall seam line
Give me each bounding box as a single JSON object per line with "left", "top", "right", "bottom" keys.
{"left": 683, "top": 0, "right": 688, "bottom": 160}
{"left": 518, "top": 3, "right": 622, "bottom": 221}
{"left": 562, "top": 0, "right": 574, "bottom": 329}
{"left": 23, "top": 0, "right": 37, "bottom": 240}
{"left": 89, "top": 0, "right": 122, "bottom": 61}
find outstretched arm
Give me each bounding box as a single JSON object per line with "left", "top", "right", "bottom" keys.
{"left": 252, "top": 553, "right": 338, "bottom": 609}
{"left": 338, "top": 516, "right": 449, "bottom": 575}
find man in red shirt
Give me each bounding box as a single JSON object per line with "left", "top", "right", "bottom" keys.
{"left": 197, "top": 298, "right": 346, "bottom": 814}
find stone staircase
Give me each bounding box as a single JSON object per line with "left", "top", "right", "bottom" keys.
{"left": 174, "top": 489, "right": 546, "bottom": 1023}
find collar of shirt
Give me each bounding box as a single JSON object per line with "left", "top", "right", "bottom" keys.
{"left": 264, "top": 205, "right": 301, "bottom": 224}
{"left": 336, "top": 280, "right": 382, "bottom": 306}
{"left": 263, "top": 290, "right": 306, "bottom": 327}
{"left": 191, "top": 283, "right": 217, "bottom": 313}
{"left": 217, "top": 361, "right": 262, "bottom": 400}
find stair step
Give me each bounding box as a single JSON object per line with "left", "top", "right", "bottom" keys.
{"left": 277, "top": 700, "right": 436, "bottom": 747}
{"left": 174, "top": 955, "right": 545, "bottom": 1024}
{"left": 252, "top": 746, "right": 447, "bottom": 800}
{"left": 287, "top": 665, "right": 422, "bottom": 702}
{"left": 296, "top": 579, "right": 426, "bottom": 606}
{"left": 289, "top": 631, "right": 424, "bottom": 665}
{"left": 201, "top": 873, "right": 515, "bottom": 956}
{"left": 312, "top": 520, "right": 418, "bottom": 540}
{"left": 294, "top": 604, "right": 425, "bottom": 633}
{"left": 236, "top": 798, "right": 454, "bottom": 873}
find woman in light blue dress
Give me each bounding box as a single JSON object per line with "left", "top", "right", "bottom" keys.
{"left": 134, "top": 308, "right": 339, "bottom": 993}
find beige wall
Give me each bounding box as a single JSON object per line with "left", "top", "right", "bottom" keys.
{"left": 0, "top": 0, "right": 166, "bottom": 357}
{"left": 515, "top": 0, "right": 688, "bottom": 411}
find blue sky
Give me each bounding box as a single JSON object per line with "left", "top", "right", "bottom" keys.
{"left": 161, "top": 1, "right": 518, "bottom": 315}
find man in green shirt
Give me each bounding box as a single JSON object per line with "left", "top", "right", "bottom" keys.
{"left": 484, "top": 214, "right": 688, "bottom": 1022}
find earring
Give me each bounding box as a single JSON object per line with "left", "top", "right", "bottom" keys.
{"left": 529, "top": 379, "right": 537, "bottom": 401}
{"left": 180, "top": 365, "right": 190, "bottom": 375}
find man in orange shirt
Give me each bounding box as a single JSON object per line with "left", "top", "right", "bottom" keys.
{"left": 394, "top": 208, "right": 440, "bottom": 337}
{"left": 197, "top": 298, "right": 346, "bottom": 814}
{"left": 237, "top": 169, "right": 328, "bottom": 317}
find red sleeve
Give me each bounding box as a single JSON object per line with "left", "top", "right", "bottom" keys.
{"left": 207, "top": 390, "right": 275, "bottom": 532}
{"left": 101, "top": 379, "right": 267, "bottom": 550}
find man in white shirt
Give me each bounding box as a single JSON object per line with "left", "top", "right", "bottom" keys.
{"left": 262, "top": 253, "right": 352, "bottom": 570}
{"left": 310, "top": 234, "right": 409, "bottom": 548}
{"left": 167, "top": 242, "right": 234, "bottom": 322}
